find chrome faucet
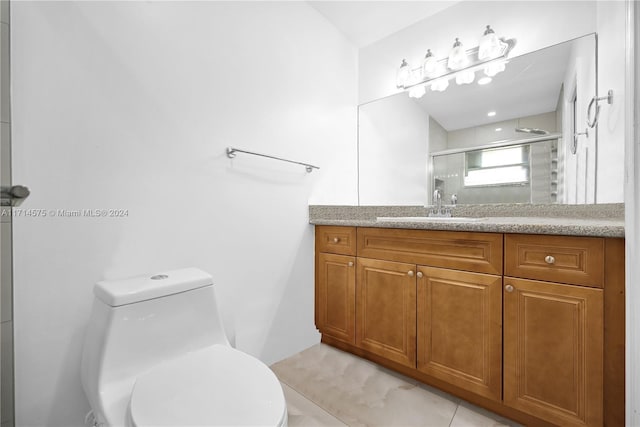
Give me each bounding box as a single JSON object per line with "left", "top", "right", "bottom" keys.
{"left": 433, "top": 189, "right": 442, "bottom": 210}
{"left": 429, "top": 189, "right": 451, "bottom": 217}
{"left": 451, "top": 194, "right": 458, "bottom": 205}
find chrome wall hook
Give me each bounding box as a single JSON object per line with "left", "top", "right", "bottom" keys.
{"left": 587, "top": 89, "right": 613, "bottom": 128}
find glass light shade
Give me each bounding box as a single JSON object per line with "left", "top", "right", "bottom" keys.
{"left": 478, "top": 25, "right": 503, "bottom": 60}
{"left": 408, "top": 85, "right": 426, "bottom": 98}
{"left": 430, "top": 78, "right": 449, "bottom": 92}
{"left": 455, "top": 70, "right": 475, "bottom": 85}
{"left": 484, "top": 61, "right": 506, "bottom": 77}
{"left": 422, "top": 49, "right": 439, "bottom": 78}
{"left": 447, "top": 38, "right": 469, "bottom": 70}
{"left": 396, "top": 59, "right": 411, "bottom": 88}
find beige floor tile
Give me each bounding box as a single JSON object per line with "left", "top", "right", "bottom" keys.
{"left": 450, "top": 401, "right": 522, "bottom": 427}
{"left": 272, "top": 343, "right": 458, "bottom": 427}
{"left": 281, "top": 383, "right": 347, "bottom": 427}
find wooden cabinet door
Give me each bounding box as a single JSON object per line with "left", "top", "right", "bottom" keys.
{"left": 417, "top": 267, "right": 502, "bottom": 401}
{"left": 317, "top": 253, "right": 356, "bottom": 344}
{"left": 504, "top": 277, "right": 603, "bottom": 427}
{"left": 356, "top": 258, "right": 416, "bottom": 368}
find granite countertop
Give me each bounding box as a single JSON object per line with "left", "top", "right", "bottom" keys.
{"left": 309, "top": 204, "right": 625, "bottom": 238}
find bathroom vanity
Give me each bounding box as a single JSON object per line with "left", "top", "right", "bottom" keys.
{"left": 312, "top": 212, "right": 624, "bottom": 427}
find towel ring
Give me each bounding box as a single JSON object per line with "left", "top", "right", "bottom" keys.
{"left": 587, "top": 90, "right": 613, "bottom": 128}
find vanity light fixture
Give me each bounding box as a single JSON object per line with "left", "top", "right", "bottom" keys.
{"left": 408, "top": 85, "right": 427, "bottom": 98}
{"left": 396, "top": 59, "right": 412, "bottom": 88}
{"left": 455, "top": 69, "right": 475, "bottom": 85}
{"left": 395, "top": 25, "right": 515, "bottom": 99}
{"left": 448, "top": 38, "right": 469, "bottom": 70}
{"left": 422, "top": 49, "right": 440, "bottom": 78}
{"left": 478, "top": 25, "right": 503, "bottom": 60}
{"left": 484, "top": 60, "right": 506, "bottom": 77}
{"left": 430, "top": 78, "right": 449, "bottom": 92}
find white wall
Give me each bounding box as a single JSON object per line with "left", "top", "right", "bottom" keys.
{"left": 358, "top": 94, "right": 429, "bottom": 205}
{"left": 596, "top": 0, "right": 626, "bottom": 202}
{"left": 359, "top": 1, "right": 597, "bottom": 104}
{"left": 10, "top": 2, "right": 357, "bottom": 426}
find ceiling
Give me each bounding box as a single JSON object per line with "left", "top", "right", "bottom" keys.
{"left": 307, "top": 1, "right": 459, "bottom": 48}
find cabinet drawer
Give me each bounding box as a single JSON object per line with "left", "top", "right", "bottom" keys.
{"left": 505, "top": 234, "right": 604, "bottom": 288}
{"left": 315, "top": 226, "right": 356, "bottom": 255}
{"left": 357, "top": 227, "right": 502, "bottom": 275}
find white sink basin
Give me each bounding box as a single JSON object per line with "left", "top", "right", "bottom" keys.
{"left": 376, "top": 216, "right": 487, "bottom": 223}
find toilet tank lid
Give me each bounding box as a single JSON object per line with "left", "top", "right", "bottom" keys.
{"left": 94, "top": 268, "right": 213, "bottom": 307}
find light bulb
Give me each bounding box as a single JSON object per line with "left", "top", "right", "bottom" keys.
{"left": 455, "top": 70, "right": 475, "bottom": 85}
{"left": 430, "top": 78, "right": 449, "bottom": 92}
{"left": 447, "top": 38, "right": 469, "bottom": 71}
{"left": 484, "top": 61, "right": 506, "bottom": 77}
{"left": 408, "top": 85, "right": 426, "bottom": 99}
{"left": 478, "top": 76, "right": 492, "bottom": 85}
{"left": 396, "top": 59, "right": 411, "bottom": 88}
{"left": 422, "top": 49, "right": 439, "bottom": 78}
{"left": 478, "top": 25, "right": 503, "bottom": 60}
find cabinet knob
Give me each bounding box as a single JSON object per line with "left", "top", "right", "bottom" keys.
{"left": 505, "top": 284, "right": 514, "bottom": 293}
{"left": 408, "top": 270, "right": 415, "bottom": 277}
{"left": 333, "top": 237, "right": 340, "bottom": 243}
{"left": 544, "top": 255, "right": 556, "bottom": 264}
{"left": 348, "top": 261, "right": 354, "bottom": 267}
{"left": 416, "top": 271, "right": 423, "bottom": 278}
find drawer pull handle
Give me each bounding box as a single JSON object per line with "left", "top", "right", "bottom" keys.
{"left": 348, "top": 261, "right": 354, "bottom": 267}
{"left": 333, "top": 237, "right": 340, "bottom": 243}
{"left": 545, "top": 255, "right": 556, "bottom": 265}
{"left": 505, "top": 284, "right": 514, "bottom": 293}
{"left": 408, "top": 270, "right": 415, "bottom": 277}
{"left": 416, "top": 271, "right": 423, "bottom": 278}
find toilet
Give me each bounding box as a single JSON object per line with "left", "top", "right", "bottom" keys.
{"left": 80, "top": 268, "right": 288, "bottom": 427}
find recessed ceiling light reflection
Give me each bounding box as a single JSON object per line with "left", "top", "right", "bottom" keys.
{"left": 495, "top": 127, "right": 502, "bottom": 131}
{"left": 487, "top": 111, "right": 496, "bottom": 117}
{"left": 478, "top": 77, "right": 492, "bottom": 85}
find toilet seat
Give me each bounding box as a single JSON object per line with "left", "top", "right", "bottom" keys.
{"left": 128, "top": 345, "right": 287, "bottom": 427}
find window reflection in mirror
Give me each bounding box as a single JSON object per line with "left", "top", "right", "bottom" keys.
{"left": 464, "top": 145, "right": 530, "bottom": 187}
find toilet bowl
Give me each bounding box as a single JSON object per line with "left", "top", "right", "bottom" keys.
{"left": 80, "top": 268, "right": 287, "bottom": 427}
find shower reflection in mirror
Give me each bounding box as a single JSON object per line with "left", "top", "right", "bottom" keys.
{"left": 432, "top": 139, "right": 559, "bottom": 205}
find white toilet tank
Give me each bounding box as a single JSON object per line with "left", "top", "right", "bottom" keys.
{"left": 81, "top": 268, "right": 230, "bottom": 425}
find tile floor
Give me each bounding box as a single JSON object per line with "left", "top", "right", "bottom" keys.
{"left": 271, "top": 343, "right": 521, "bottom": 427}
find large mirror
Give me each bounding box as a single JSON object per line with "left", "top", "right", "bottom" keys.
{"left": 358, "top": 34, "right": 600, "bottom": 205}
